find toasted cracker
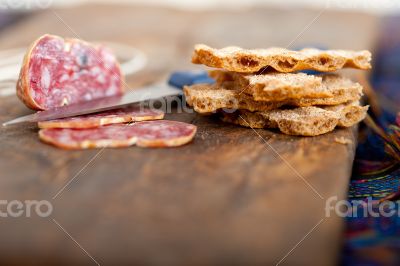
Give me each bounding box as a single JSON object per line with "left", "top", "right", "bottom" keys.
{"left": 183, "top": 75, "right": 363, "bottom": 114}
{"left": 287, "top": 75, "right": 363, "bottom": 106}
{"left": 184, "top": 83, "right": 285, "bottom": 113}
{"left": 323, "top": 100, "right": 367, "bottom": 127}
{"left": 220, "top": 102, "right": 368, "bottom": 136}
{"left": 209, "top": 70, "right": 330, "bottom": 101}
{"left": 192, "top": 44, "right": 372, "bottom": 73}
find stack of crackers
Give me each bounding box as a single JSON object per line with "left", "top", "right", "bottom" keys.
{"left": 184, "top": 44, "right": 371, "bottom": 136}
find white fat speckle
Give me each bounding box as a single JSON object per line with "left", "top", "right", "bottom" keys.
{"left": 105, "top": 85, "right": 117, "bottom": 96}
{"left": 96, "top": 73, "right": 106, "bottom": 84}
{"left": 83, "top": 93, "right": 92, "bottom": 101}
{"left": 90, "top": 90, "right": 102, "bottom": 98}
{"left": 103, "top": 52, "right": 115, "bottom": 68}
{"left": 53, "top": 41, "right": 63, "bottom": 50}
{"left": 59, "top": 74, "right": 69, "bottom": 83}
{"left": 72, "top": 73, "right": 80, "bottom": 80}
{"left": 52, "top": 88, "right": 61, "bottom": 95}
{"left": 104, "top": 52, "right": 114, "bottom": 63}
{"left": 64, "top": 43, "right": 72, "bottom": 52}
{"left": 41, "top": 67, "right": 51, "bottom": 91}
{"left": 61, "top": 97, "right": 69, "bottom": 106}
{"left": 92, "top": 67, "right": 100, "bottom": 74}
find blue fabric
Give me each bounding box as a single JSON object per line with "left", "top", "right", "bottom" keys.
{"left": 168, "top": 71, "right": 213, "bottom": 89}
{"left": 342, "top": 16, "right": 400, "bottom": 266}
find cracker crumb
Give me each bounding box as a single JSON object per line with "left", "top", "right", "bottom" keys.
{"left": 334, "top": 137, "right": 353, "bottom": 145}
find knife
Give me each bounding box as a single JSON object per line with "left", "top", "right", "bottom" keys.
{"left": 2, "top": 71, "right": 214, "bottom": 126}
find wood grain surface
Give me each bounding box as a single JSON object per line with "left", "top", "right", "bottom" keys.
{"left": 0, "top": 4, "right": 378, "bottom": 265}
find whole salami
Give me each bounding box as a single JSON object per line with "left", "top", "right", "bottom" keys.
{"left": 17, "top": 34, "right": 123, "bottom": 110}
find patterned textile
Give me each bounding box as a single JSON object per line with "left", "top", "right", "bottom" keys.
{"left": 342, "top": 16, "right": 400, "bottom": 266}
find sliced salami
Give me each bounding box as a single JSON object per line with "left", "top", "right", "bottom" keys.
{"left": 17, "top": 34, "right": 123, "bottom": 110}
{"left": 39, "top": 120, "right": 197, "bottom": 149}
{"left": 38, "top": 106, "right": 164, "bottom": 129}
{"left": 130, "top": 120, "right": 197, "bottom": 148}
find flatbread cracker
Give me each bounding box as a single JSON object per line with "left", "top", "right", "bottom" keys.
{"left": 209, "top": 70, "right": 330, "bottom": 101}
{"left": 192, "top": 44, "right": 372, "bottom": 73}
{"left": 183, "top": 75, "right": 363, "bottom": 113}
{"left": 220, "top": 102, "right": 368, "bottom": 136}
{"left": 184, "top": 83, "right": 285, "bottom": 113}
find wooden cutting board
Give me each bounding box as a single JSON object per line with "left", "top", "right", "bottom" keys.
{"left": 0, "top": 5, "right": 378, "bottom": 265}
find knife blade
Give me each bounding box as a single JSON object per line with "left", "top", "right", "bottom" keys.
{"left": 2, "top": 71, "right": 214, "bottom": 126}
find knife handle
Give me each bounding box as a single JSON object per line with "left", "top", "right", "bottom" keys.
{"left": 168, "top": 71, "right": 215, "bottom": 89}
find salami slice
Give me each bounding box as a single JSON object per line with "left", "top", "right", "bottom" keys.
{"left": 38, "top": 106, "right": 164, "bottom": 129}
{"left": 130, "top": 120, "right": 197, "bottom": 148}
{"left": 17, "top": 34, "right": 123, "bottom": 110}
{"left": 39, "top": 120, "right": 197, "bottom": 149}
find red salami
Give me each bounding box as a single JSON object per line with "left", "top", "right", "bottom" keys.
{"left": 38, "top": 106, "right": 164, "bottom": 129}
{"left": 17, "top": 34, "right": 123, "bottom": 110}
{"left": 130, "top": 120, "right": 197, "bottom": 148}
{"left": 39, "top": 120, "right": 197, "bottom": 149}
